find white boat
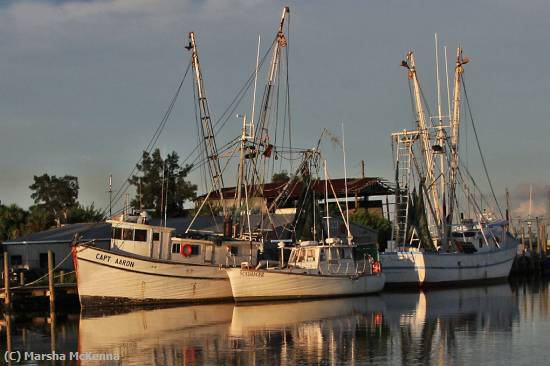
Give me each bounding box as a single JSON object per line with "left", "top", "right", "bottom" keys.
{"left": 73, "top": 8, "right": 293, "bottom": 307}
{"left": 380, "top": 48, "right": 518, "bottom": 287}
{"left": 227, "top": 240, "right": 385, "bottom": 302}
{"left": 73, "top": 217, "right": 261, "bottom": 307}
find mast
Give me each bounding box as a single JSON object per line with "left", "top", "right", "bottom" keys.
{"left": 435, "top": 34, "right": 446, "bottom": 243}
{"left": 187, "top": 32, "right": 226, "bottom": 217}
{"left": 447, "top": 47, "right": 468, "bottom": 240}
{"left": 403, "top": 52, "right": 441, "bottom": 237}
{"left": 252, "top": 6, "right": 290, "bottom": 187}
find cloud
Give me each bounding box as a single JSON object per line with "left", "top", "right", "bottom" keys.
{"left": 505, "top": 182, "right": 550, "bottom": 218}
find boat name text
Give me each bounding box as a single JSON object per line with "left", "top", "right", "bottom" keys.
{"left": 95, "top": 253, "right": 135, "bottom": 268}
{"left": 240, "top": 269, "right": 264, "bottom": 278}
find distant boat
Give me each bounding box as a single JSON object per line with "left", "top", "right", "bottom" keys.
{"left": 380, "top": 48, "right": 518, "bottom": 287}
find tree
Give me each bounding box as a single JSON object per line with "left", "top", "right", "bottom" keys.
{"left": 66, "top": 203, "right": 105, "bottom": 223}
{"left": 0, "top": 204, "right": 28, "bottom": 240}
{"left": 271, "top": 170, "right": 290, "bottom": 184}
{"left": 350, "top": 208, "right": 392, "bottom": 245}
{"left": 128, "top": 149, "right": 197, "bottom": 217}
{"left": 25, "top": 206, "right": 55, "bottom": 233}
{"left": 29, "top": 174, "right": 79, "bottom": 227}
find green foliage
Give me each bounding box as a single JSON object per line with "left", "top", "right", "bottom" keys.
{"left": 29, "top": 174, "right": 79, "bottom": 227}
{"left": 271, "top": 170, "right": 290, "bottom": 184}
{"left": 350, "top": 208, "right": 392, "bottom": 244}
{"left": 66, "top": 203, "right": 105, "bottom": 223}
{"left": 0, "top": 204, "right": 28, "bottom": 241}
{"left": 25, "top": 206, "right": 55, "bottom": 233}
{"left": 128, "top": 149, "right": 197, "bottom": 217}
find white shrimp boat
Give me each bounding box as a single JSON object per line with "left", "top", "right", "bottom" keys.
{"left": 73, "top": 217, "right": 262, "bottom": 307}
{"left": 380, "top": 48, "right": 518, "bottom": 287}
{"left": 227, "top": 240, "right": 385, "bottom": 302}
{"left": 73, "top": 8, "right": 298, "bottom": 307}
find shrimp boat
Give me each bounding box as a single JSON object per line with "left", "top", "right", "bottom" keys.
{"left": 73, "top": 215, "right": 262, "bottom": 307}
{"left": 74, "top": 8, "right": 294, "bottom": 307}
{"left": 380, "top": 47, "right": 518, "bottom": 287}
{"left": 227, "top": 153, "right": 385, "bottom": 302}
{"left": 227, "top": 240, "right": 385, "bottom": 302}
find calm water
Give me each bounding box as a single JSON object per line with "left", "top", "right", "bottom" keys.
{"left": 1, "top": 277, "right": 549, "bottom": 365}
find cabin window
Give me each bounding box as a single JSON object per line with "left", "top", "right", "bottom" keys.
{"left": 228, "top": 246, "right": 239, "bottom": 256}
{"left": 305, "top": 248, "right": 316, "bottom": 262}
{"left": 296, "top": 249, "right": 305, "bottom": 262}
{"left": 153, "top": 232, "right": 160, "bottom": 241}
{"left": 190, "top": 245, "right": 201, "bottom": 255}
{"left": 10, "top": 255, "right": 22, "bottom": 266}
{"left": 172, "top": 243, "right": 181, "bottom": 254}
{"left": 319, "top": 249, "right": 326, "bottom": 261}
{"left": 39, "top": 252, "right": 54, "bottom": 269}
{"left": 329, "top": 248, "right": 340, "bottom": 260}
{"left": 134, "top": 229, "right": 148, "bottom": 242}
{"left": 123, "top": 229, "right": 134, "bottom": 241}
{"left": 112, "top": 228, "right": 122, "bottom": 240}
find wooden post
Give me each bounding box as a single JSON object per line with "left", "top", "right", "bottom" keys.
{"left": 535, "top": 216, "right": 542, "bottom": 257}
{"left": 361, "top": 160, "right": 365, "bottom": 179}
{"left": 528, "top": 223, "right": 533, "bottom": 255}
{"left": 3, "top": 252, "right": 11, "bottom": 308}
{"left": 59, "top": 270, "right": 65, "bottom": 284}
{"left": 19, "top": 271, "right": 25, "bottom": 286}
{"left": 48, "top": 250, "right": 55, "bottom": 312}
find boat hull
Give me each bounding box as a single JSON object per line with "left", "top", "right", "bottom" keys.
{"left": 226, "top": 268, "right": 385, "bottom": 302}
{"left": 380, "top": 245, "right": 517, "bottom": 287}
{"left": 73, "top": 245, "right": 233, "bottom": 307}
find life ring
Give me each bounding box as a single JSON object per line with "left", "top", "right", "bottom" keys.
{"left": 371, "top": 261, "right": 381, "bottom": 274}
{"left": 181, "top": 244, "right": 193, "bottom": 257}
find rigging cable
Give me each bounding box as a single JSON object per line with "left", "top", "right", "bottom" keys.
{"left": 461, "top": 74, "right": 503, "bottom": 218}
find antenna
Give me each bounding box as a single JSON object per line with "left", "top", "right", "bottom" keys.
{"left": 324, "top": 159, "right": 331, "bottom": 238}
{"left": 108, "top": 174, "right": 112, "bottom": 218}
{"left": 435, "top": 33, "right": 442, "bottom": 122}
{"left": 444, "top": 46, "right": 451, "bottom": 124}
{"left": 341, "top": 123, "right": 352, "bottom": 244}
{"left": 250, "top": 35, "right": 261, "bottom": 139}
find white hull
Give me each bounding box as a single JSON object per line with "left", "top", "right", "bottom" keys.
{"left": 226, "top": 268, "right": 385, "bottom": 302}
{"left": 380, "top": 244, "right": 517, "bottom": 286}
{"left": 74, "top": 245, "right": 233, "bottom": 307}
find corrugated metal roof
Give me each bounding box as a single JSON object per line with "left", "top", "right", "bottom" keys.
{"left": 3, "top": 222, "right": 112, "bottom": 245}
{"left": 197, "top": 177, "right": 394, "bottom": 201}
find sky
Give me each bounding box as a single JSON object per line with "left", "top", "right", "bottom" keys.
{"left": 0, "top": 0, "right": 549, "bottom": 219}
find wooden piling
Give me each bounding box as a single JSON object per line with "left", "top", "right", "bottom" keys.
{"left": 48, "top": 250, "right": 55, "bottom": 312}
{"left": 3, "top": 251, "right": 11, "bottom": 308}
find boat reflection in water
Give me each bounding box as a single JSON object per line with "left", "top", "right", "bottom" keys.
{"left": 79, "top": 303, "right": 235, "bottom": 365}
{"left": 1, "top": 283, "right": 523, "bottom": 365}
{"left": 381, "top": 284, "right": 519, "bottom": 365}
{"left": 76, "top": 284, "right": 517, "bottom": 365}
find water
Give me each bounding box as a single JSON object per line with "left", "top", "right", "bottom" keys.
{"left": 1, "top": 277, "right": 549, "bottom": 365}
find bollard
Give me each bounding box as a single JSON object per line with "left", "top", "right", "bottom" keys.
{"left": 48, "top": 250, "right": 55, "bottom": 313}
{"left": 3, "top": 252, "right": 11, "bottom": 308}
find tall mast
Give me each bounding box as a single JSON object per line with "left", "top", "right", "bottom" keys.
{"left": 435, "top": 34, "right": 446, "bottom": 242}
{"left": 404, "top": 52, "right": 441, "bottom": 233}
{"left": 187, "top": 32, "right": 226, "bottom": 217}
{"left": 447, "top": 47, "right": 468, "bottom": 235}
{"left": 253, "top": 6, "right": 290, "bottom": 177}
